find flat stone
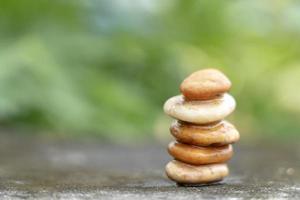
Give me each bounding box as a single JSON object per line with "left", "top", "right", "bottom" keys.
{"left": 0, "top": 133, "right": 299, "bottom": 199}
{"left": 165, "top": 160, "right": 228, "bottom": 184}
{"left": 163, "top": 94, "right": 236, "bottom": 124}
{"left": 170, "top": 120, "right": 239, "bottom": 146}
{"left": 167, "top": 141, "right": 233, "bottom": 165}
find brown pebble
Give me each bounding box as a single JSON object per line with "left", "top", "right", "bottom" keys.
{"left": 170, "top": 120, "right": 240, "bottom": 146}
{"left": 168, "top": 141, "right": 233, "bottom": 165}
{"left": 180, "top": 69, "right": 231, "bottom": 100}
{"left": 165, "top": 160, "right": 229, "bottom": 184}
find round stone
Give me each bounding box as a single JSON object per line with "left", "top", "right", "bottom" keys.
{"left": 170, "top": 120, "right": 239, "bottom": 146}
{"left": 168, "top": 141, "right": 233, "bottom": 165}
{"left": 180, "top": 68, "right": 231, "bottom": 100}
{"left": 165, "top": 160, "right": 229, "bottom": 184}
{"left": 163, "top": 93, "right": 236, "bottom": 124}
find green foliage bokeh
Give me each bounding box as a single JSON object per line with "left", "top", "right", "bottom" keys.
{"left": 1, "top": 0, "right": 300, "bottom": 140}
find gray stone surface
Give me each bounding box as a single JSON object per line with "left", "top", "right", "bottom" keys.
{"left": 0, "top": 133, "right": 299, "bottom": 199}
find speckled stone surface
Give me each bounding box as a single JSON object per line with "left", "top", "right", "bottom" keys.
{"left": 0, "top": 133, "right": 299, "bottom": 199}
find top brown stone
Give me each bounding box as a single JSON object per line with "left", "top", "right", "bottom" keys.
{"left": 180, "top": 68, "right": 231, "bottom": 100}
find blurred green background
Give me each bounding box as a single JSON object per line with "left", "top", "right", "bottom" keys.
{"left": 1, "top": 0, "right": 300, "bottom": 142}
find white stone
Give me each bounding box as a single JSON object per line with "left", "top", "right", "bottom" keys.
{"left": 163, "top": 93, "right": 236, "bottom": 124}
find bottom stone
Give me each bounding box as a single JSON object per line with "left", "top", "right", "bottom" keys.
{"left": 165, "top": 160, "right": 229, "bottom": 184}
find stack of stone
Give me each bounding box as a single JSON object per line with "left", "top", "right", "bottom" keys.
{"left": 163, "top": 69, "right": 240, "bottom": 185}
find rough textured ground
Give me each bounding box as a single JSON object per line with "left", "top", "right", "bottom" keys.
{"left": 0, "top": 133, "right": 299, "bottom": 199}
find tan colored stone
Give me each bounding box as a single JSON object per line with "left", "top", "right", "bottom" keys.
{"left": 170, "top": 120, "right": 239, "bottom": 146}
{"left": 180, "top": 68, "right": 231, "bottom": 100}
{"left": 165, "top": 160, "right": 229, "bottom": 184}
{"left": 168, "top": 141, "right": 233, "bottom": 165}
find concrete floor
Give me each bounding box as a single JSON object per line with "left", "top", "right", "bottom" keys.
{"left": 0, "top": 133, "right": 299, "bottom": 199}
